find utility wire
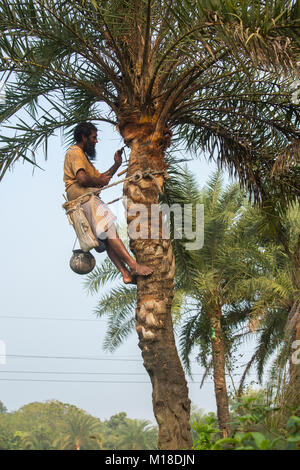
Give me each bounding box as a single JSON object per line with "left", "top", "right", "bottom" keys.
{"left": 0, "top": 378, "right": 216, "bottom": 384}
{"left": 4, "top": 354, "right": 142, "bottom": 362}
{"left": 2, "top": 354, "right": 255, "bottom": 365}
{"left": 0, "top": 315, "right": 102, "bottom": 322}
{"left": 0, "top": 369, "right": 257, "bottom": 379}
{"left": 0, "top": 370, "right": 239, "bottom": 376}
{"left": 0, "top": 378, "right": 151, "bottom": 384}
{"left": 0, "top": 370, "right": 150, "bottom": 376}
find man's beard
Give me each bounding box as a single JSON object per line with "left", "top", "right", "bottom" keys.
{"left": 84, "top": 141, "right": 96, "bottom": 160}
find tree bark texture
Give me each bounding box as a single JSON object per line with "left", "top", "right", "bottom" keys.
{"left": 209, "top": 307, "right": 231, "bottom": 437}
{"left": 293, "top": 306, "right": 300, "bottom": 409}
{"left": 287, "top": 302, "right": 300, "bottom": 410}
{"left": 287, "top": 235, "right": 300, "bottom": 410}
{"left": 122, "top": 131, "right": 193, "bottom": 450}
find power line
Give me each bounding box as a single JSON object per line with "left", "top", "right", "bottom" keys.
{"left": 4, "top": 354, "right": 142, "bottom": 362}
{"left": 0, "top": 369, "right": 258, "bottom": 379}
{"left": 0, "top": 315, "right": 102, "bottom": 322}
{"left": 0, "top": 377, "right": 215, "bottom": 385}
{"left": 0, "top": 317, "right": 256, "bottom": 354}
{"left": 0, "top": 369, "right": 259, "bottom": 384}
{"left": 0, "top": 370, "right": 216, "bottom": 376}
{"left": 0, "top": 378, "right": 151, "bottom": 384}
{"left": 0, "top": 370, "right": 149, "bottom": 376}
{"left": 2, "top": 353, "right": 256, "bottom": 366}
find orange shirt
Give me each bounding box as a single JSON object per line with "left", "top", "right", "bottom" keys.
{"left": 63, "top": 145, "right": 102, "bottom": 200}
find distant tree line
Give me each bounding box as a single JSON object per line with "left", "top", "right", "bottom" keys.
{"left": 0, "top": 400, "right": 158, "bottom": 450}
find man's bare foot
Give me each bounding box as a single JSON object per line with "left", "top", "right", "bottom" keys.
{"left": 130, "top": 263, "right": 153, "bottom": 277}
{"left": 122, "top": 271, "right": 137, "bottom": 285}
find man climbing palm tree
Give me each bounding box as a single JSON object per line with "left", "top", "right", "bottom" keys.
{"left": 64, "top": 122, "right": 153, "bottom": 284}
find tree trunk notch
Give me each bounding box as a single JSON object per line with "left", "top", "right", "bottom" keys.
{"left": 120, "top": 122, "right": 193, "bottom": 449}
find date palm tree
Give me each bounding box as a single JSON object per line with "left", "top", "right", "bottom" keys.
{"left": 18, "top": 425, "right": 53, "bottom": 450}
{"left": 118, "top": 419, "right": 158, "bottom": 450}
{"left": 53, "top": 411, "right": 103, "bottom": 450}
{"left": 236, "top": 200, "right": 300, "bottom": 409}
{"left": 86, "top": 170, "right": 291, "bottom": 437}
{"left": 177, "top": 176, "right": 294, "bottom": 436}
{"left": 0, "top": 0, "right": 299, "bottom": 449}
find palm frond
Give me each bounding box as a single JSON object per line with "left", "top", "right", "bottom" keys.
{"left": 94, "top": 285, "right": 137, "bottom": 319}
{"left": 94, "top": 284, "right": 137, "bottom": 351}
{"left": 84, "top": 258, "right": 120, "bottom": 294}
{"left": 0, "top": 0, "right": 299, "bottom": 191}
{"left": 238, "top": 351, "right": 258, "bottom": 396}
{"left": 103, "top": 316, "right": 136, "bottom": 353}
{"left": 255, "top": 307, "right": 289, "bottom": 383}
{"left": 179, "top": 305, "right": 211, "bottom": 376}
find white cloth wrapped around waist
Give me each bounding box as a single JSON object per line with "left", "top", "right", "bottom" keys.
{"left": 81, "top": 195, "right": 117, "bottom": 239}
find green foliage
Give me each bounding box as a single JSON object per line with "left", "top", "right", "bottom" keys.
{"left": 234, "top": 203, "right": 300, "bottom": 391}
{"left": 225, "top": 391, "right": 300, "bottom": 450}
{"left": 86, "top": 170, "right": 300, "bottom": 405}
{"left": 53, "top": 410, "right": 103, "bottom": 450}
{"left": 1, "top": 397, "right": 298, "bottom": 450}
{"left": 98, "top": 412, "right": 158, "bottom": 450}
{"left": 190, "top": 392, "right": 300, "bottom": 450}
{"left": 0, "top": 400, "right": 158, "bottom": 450}
{"left": 179, "top": 172, "right": 282, "bottom": 379}
{"left": 211, "top": 417, "right": 300, "bottom": 450}
{"left": 117, "top": 419, "right": 158, "bottom": 450}
{"left": 212, "top": 431, "right": 277, "bottom": 450}
{"left": 0, "top": 429, "right": 22, "bottom": 450}
{"left": 191, "top": 414, "right": 219, "bottom": 450}
{"left": 229, "top": 390, "right": 279, "bottom": 431}
{"left": 17, "top": 425, "right": 54, "bottom": 450}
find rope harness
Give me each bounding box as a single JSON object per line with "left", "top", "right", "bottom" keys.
{"left": 62, "top": 168, "right": 169, "bottom": 252}
{"left": 64, "top": 167, "right": 169, "bottom": 207}
{"left": 97, "top": 166, "right": 169, "bottom": 197}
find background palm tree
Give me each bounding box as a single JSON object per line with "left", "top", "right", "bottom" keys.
{"left": 179, "top": 175, "right": 300, "bottom": 434}
{"left": 1, "top": 0, "right": 299, "bottom": 449}
{"left": 87, "top": 170, "right": 297, "bottom": 437}
{"left": 236, "top": 201, "right": 300, "bottom": 409}
{"left": 17, "top": 425, "right": 53, "bottom": 450}
{"left": 177, "top": 172, "right": 272, "bottom": 437}
{"left": 53, "top": 411, "right": 103, "bottom": 450}
{"left": 118, "top": 419, "right": 158, "bottom": 450}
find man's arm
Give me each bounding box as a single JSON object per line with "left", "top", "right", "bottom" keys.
{"left": 76, "top": 170, "right": 111, "bottom": 187}
{"left": 76, "top": 149, "right": 123, "bottom": 187}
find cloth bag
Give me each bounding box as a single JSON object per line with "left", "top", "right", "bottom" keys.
{"left": 63, "top": 194, "right": 99, "bottom": 253}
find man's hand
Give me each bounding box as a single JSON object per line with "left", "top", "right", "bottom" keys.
{"left": 100, "top": 148, "right": 123, "bottom": 182}
{"left": 98, "top": 173, "right": 112, "bottom": 186}
{"left": 114, "top": 148, "right": 123, "bottom": 168}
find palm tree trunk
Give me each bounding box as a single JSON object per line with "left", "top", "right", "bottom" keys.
{"left": 287, "top": 236, "right": 300, "bottom": 410}
{"left": 209, "top": 307, "right": 231, "bottom": 438}
{"left": 293, "top": 307, "right": 300, "bottom": 408}
{"left": 122, "top": 132, "right": 193, "bottom": 450}
{"left": 286, "top": 302, "right": 300, "bottom": 409}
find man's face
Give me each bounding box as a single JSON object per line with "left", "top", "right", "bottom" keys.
{"left": 83, "top": 130, "right": 98, "bottom": 159}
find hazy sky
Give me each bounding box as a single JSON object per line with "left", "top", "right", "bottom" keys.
{"left": 0, "top": 120, "right": 257, "bottom": 423}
